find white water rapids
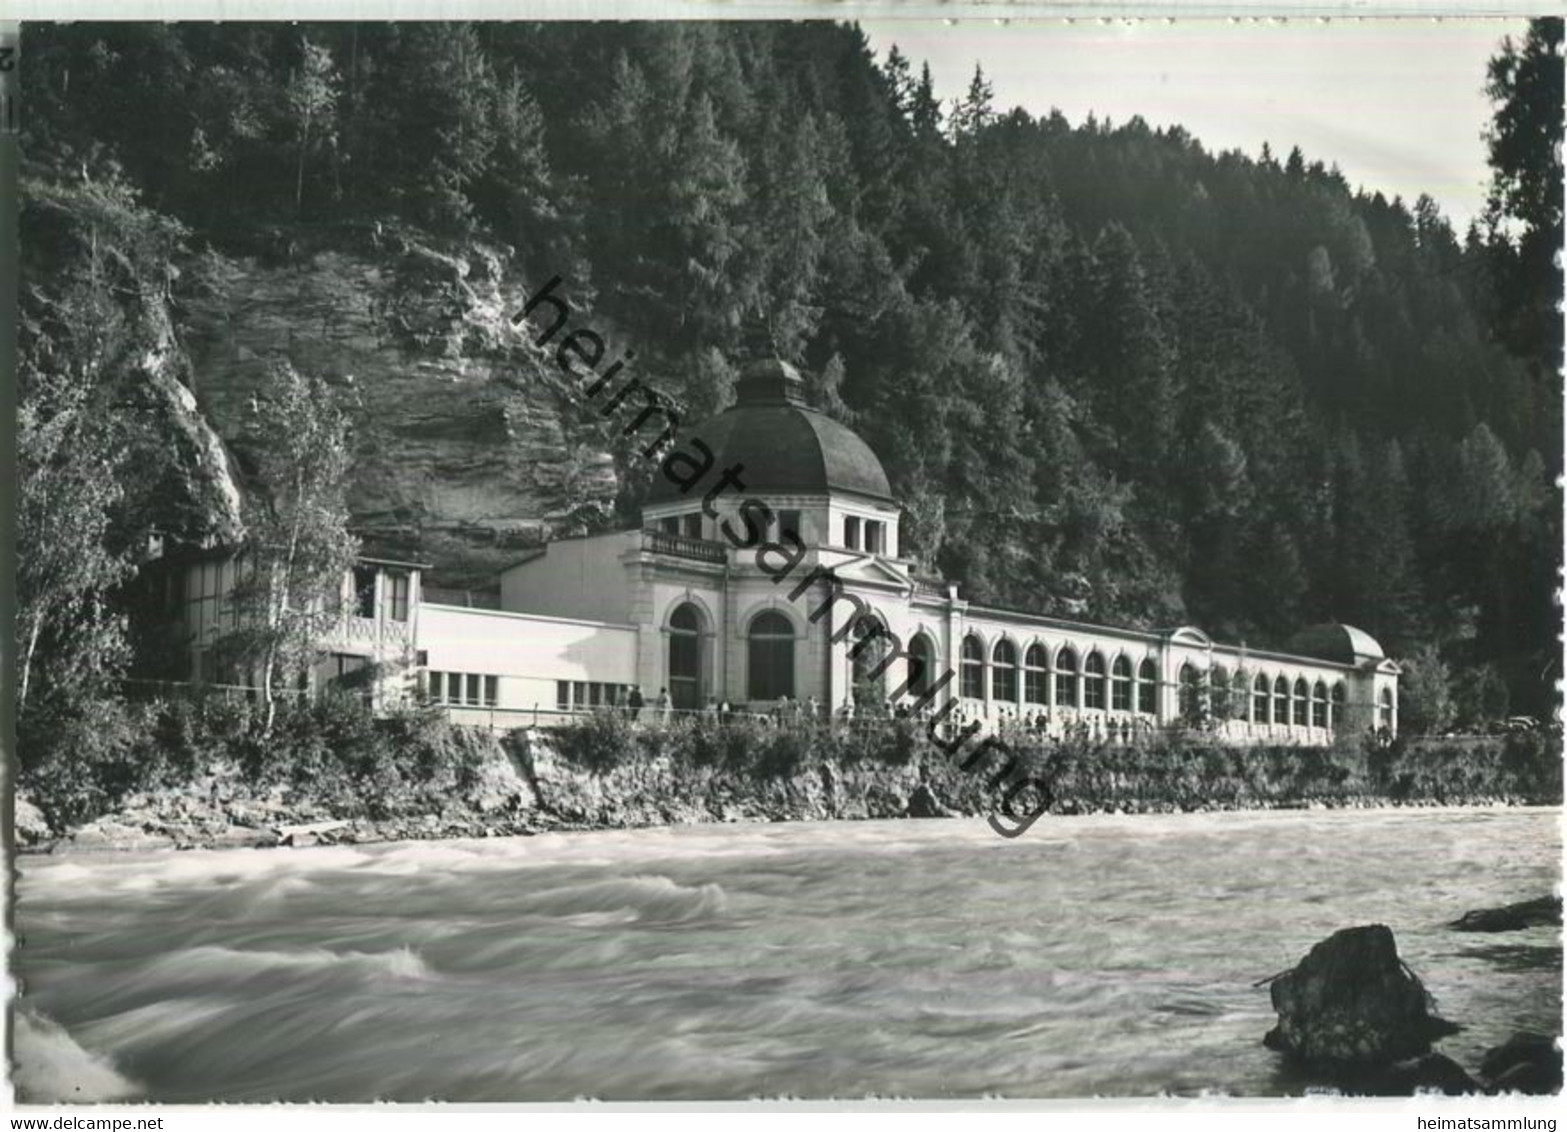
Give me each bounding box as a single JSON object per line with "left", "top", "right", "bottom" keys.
{"left": 12, "top": 807, "right": 1561, "bottom": 1102}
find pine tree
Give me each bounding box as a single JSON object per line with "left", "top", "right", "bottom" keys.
{"left": 1483, "top": 18, "right": 1564, "bottom": 375}
{"left": 881, "top": 44, "right": 913, "bottom": 120}
{"left": 949, "top": 63, "right": 995, "bottom": 140}
{"left": 910, "top": 62, "right": 943, "bottom": 139}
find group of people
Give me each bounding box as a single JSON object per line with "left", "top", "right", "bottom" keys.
{"left": 613, "top": 689, "right": 925, "bottom": 729}
{"left": 610, "top": 689, "right": 1178, "bottom": 746}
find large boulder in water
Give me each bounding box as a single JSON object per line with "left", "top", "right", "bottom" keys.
{"left": 1263, "top": 925, "right": 1461, "bottom": 1069}
{"left": 1450, "top": 896, "right": 1561, "bottom": 933}
{"left": 1480, "top": 1032, "right": 1563, "bottom": 1095}
{"left": 1369, "top": 1053, "right": 1480, "bottom": 1096}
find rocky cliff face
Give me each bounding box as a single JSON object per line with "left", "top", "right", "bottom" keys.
{"left": 180, "top": 225, "right": 619, "bottom": 587}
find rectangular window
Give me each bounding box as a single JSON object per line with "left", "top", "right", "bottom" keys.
{"left": 383, "top": 572, "right": 410, "bottom": 622}
{"left": 465, "top": 673, "right": 481, "bottom": 706}
{"left": 660, "top": 515, "right": 680, "bottom": 535}
{"left": 778, "top": 509, "right": 802, "bottom": 543}
{"left": 444, "top": 672, "right": 461, "bottom": 704}
{"left": 327, "top": 653, "right": 370, "bottom": 705}
{"left": 865, "top": 521, "right": 884, "bottom": 554}
{"left": 354, "top": 566, "right": 377, "bottom": 618}
{"left": 573, "top": 681, "right": 588, "bottom": 711}
{"left": 682, "top": 513, "right": 704, "bottom": 539}
{"left": 844, "top": 516, "right": 861, "bottom": 550}
{"left": 484, "top": 675, "right": 499, "bottom": 708}
{"left": 557, "top": 680, "right": 571, "bottom": 710}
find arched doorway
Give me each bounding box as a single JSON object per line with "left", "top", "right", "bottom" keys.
{"left": 747, "top": 610, "right": 796, "bottom": 702}
{"left": 908, "top": 633, "right": 936, "bottom": 701}
{"left": 667, "top": 602, "right": 704, "bottom": 710}
{"left": 851, "top": 614, "right": 890, "bottom": 709}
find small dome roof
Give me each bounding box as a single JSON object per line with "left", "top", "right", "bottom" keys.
{"left": 648, "top": 359, "right": 892, "bottom": 505}
{"left": 1288, "top": 623, "right": 1386, "bottom": 665}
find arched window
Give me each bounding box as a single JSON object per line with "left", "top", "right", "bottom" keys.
{"left": 992, "top": 640, "right": 1019, "bottom": 703}
{"left": 960, "top": 635, "right": 985, "bottom": 700}
{"left": 1211, "top": 665, "right": 1231, "bottom": 719}
{"left": 1024, "top": 644, "right": 1049, "bottom": 705}
{"left": 1111, "top": 656, "right": 1133, "bottom": 711}
{"left": 1273, "top": 676, "right": 1289, "bottom": 726}
{"left": 1055, "top": 647, "right": 1080, "bottom": 708}
{"left": 1137, "top": 659, "right": 1158, "bottom": 715}
{"left": 667, "top": 602, "right": 704, "bottom": 710}
{"left": 1379, "top": 688, "right": 1395, "bottom": 731}
{"left": 1253, "top": 674, "right": 1270, "bottom": 723}
{"left": 1084, "top": 652, "right": 1107, "bottom": 710}
{"left": 1311, "top": 681, "right": 1328, "bottom": 728}
{"left": 907, "top": 634, "right": 936, "bottom": 700}
{"left": 1331, "top": 682, "right": 1347, "bottom": 729}
{"left": 851, "top": 615, "right": 890, "bottom": 707}
{"left": 1178, "top": 663, "right": 1204, "bottom": 721}
{"left": 747, "top": 611, "right": 795, "bottom": 702}
{"left": 1292, "top": 678, "right": 1310, "bottom": 726}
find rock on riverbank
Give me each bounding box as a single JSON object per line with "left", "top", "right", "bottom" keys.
{"left": 1263, "top": 924, "right": 1561, "bottom": 1095}
{"left": 1451, "top": 896, "right": 1563, "bottom": 932}
{"left": 1263, "top": 924, "right": 1462, "bottom": 1068}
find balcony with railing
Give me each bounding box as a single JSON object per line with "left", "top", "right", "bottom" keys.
{"left": 642, "top": 528, "right": 729, "bottom": 565}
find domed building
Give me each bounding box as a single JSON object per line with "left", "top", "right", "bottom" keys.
{"left": 166, "top": 357, "right": 1398, "bottom": 741}
{"left": 476, "top": 359, "right": 1400, "bottom": 739}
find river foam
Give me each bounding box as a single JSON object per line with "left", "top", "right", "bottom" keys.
{"left": 13, "top": 808, "right": 1561, "bottom": 1101}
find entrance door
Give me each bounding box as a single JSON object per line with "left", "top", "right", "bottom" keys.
{"left": 668, "top": 603, "right": 703, "bottom": 710}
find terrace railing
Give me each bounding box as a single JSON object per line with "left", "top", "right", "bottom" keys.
{"left": 642, "top": 529, "right": 728, "bottom": 565}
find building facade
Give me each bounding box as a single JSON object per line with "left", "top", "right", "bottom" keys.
{"left": 170, "top": 359, "right": 1399, "bottom": 740}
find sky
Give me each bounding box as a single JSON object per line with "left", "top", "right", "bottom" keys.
{"left": 860, "top": 19, "right": 1528, "bottom": 233}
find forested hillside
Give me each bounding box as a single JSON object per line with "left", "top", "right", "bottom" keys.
{"left": 20, "top": 20, "right": 1562, "bottom": 721}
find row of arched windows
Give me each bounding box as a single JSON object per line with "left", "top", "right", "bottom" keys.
{"left": 1179, "top": 663, "right": 1350, "bottom": 729}
{"left": 957, "top": 636, "right": 1160, "bottom": 715}
{"left": 671, "top": 603, "right": 801, "bottom": 707}
{"left": 672, "top": 602, "right": 1391, "bottom": 727}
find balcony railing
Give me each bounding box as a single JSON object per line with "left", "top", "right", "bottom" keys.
{"left": 913, "top": 576, "right": 950, "bottom": 599}
{"left": 643, "top": 529, "right": 728, "bottom": 564}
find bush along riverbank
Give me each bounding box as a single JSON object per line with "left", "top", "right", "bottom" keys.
{"left": 15, "top": 697, "right": 1565, "bottom": 853}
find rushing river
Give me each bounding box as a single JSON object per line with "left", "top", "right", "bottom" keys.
{"left": 12, "top": 807, "right": 1561, "bottom": 1103}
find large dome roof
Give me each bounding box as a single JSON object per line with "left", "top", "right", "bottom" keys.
{"left": 1287, "top": 623, "right": 1387, "bottom": 665}
{"left": 648, "top": 359, "right": 893, "bottom": 505}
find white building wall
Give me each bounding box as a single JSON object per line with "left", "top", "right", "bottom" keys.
{"left": 499, "top": 531, "right": 641, "bottom": 623}
{"left": 419, "top": 603, "right": 639, "bottom": 717}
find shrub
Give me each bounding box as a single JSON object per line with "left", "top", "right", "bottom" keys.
{"left": 19, "top": 695, "right": 152, "bottom": 828}
{"left": 684, "top": 716, "right": 766, "bottom": 771}
{"left": 755, "top": 725, "right": 815, "bottom": 779}
{"left": 553, "top": 710, "right": 639, "bottom": 775}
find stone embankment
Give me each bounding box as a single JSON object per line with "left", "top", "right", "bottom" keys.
{"left": 17, "top": 724, "right": 1561, "bottom": 855}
